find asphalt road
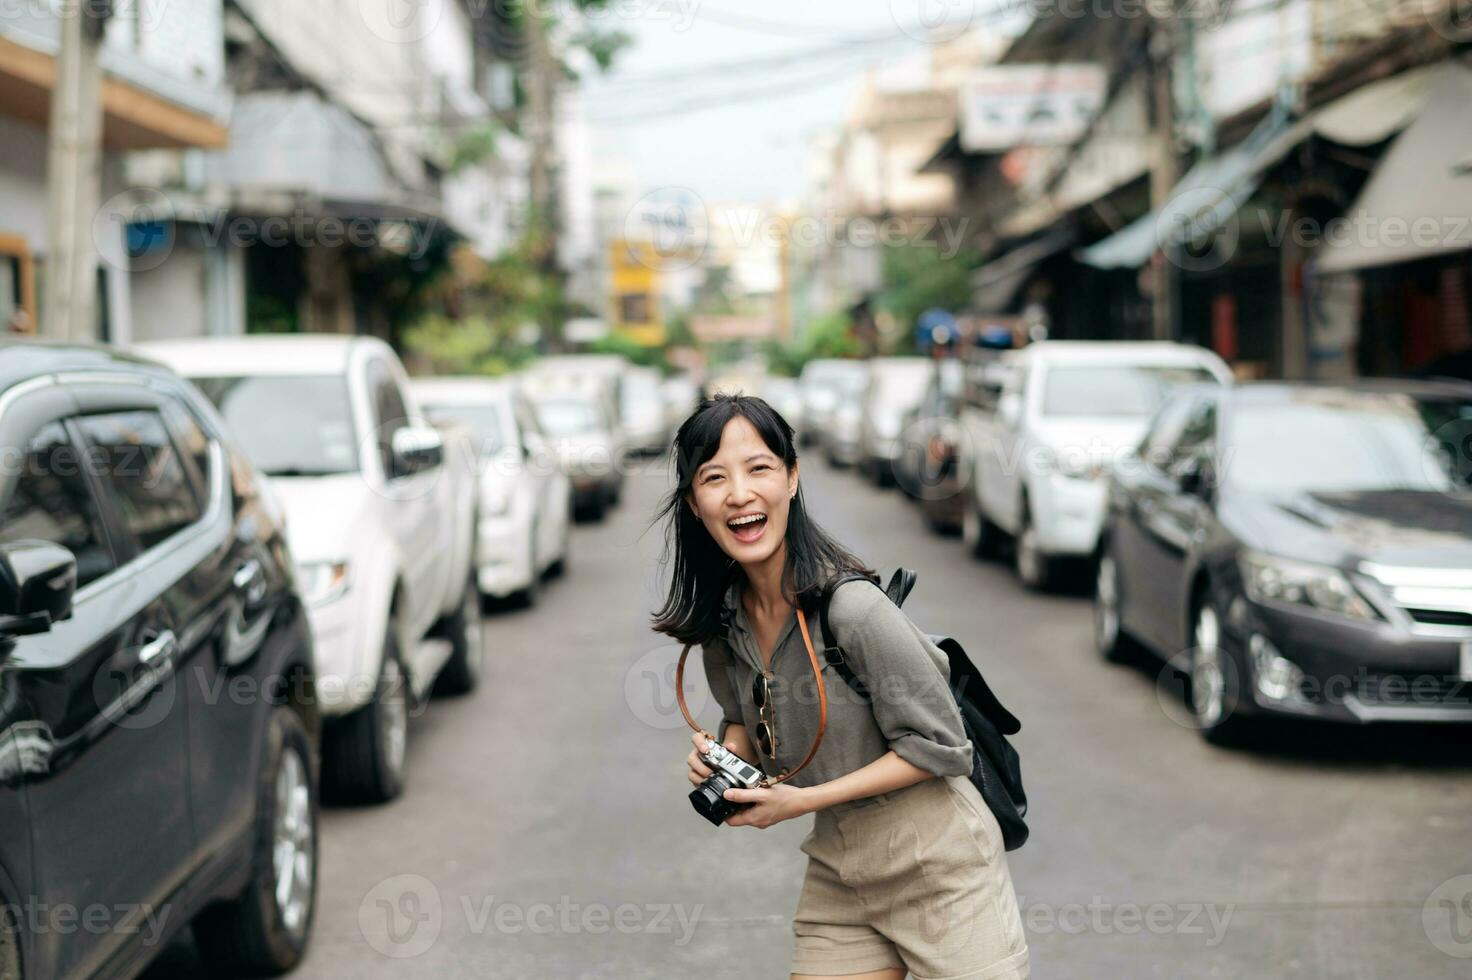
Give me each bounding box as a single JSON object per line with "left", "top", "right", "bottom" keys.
{"left": 149, "top": 452, "right": 1472, "bottom": 979}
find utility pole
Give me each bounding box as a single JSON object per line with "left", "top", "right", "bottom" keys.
{"left": 524, "top": 6, "right": 564, "bottom": 352}
{"left": 44, "top": 1, "right": 114, "bottom": 341}
{"left": 1147, "top": 8, "right": 1179, "bottom": 342}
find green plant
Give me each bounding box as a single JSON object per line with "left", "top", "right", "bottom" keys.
{"left": 875, "top": 243, "right": 979, "bottom": 348}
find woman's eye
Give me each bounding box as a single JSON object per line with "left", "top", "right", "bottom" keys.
{"left": 752, "top": 465, "right": 770, "bottom": 473}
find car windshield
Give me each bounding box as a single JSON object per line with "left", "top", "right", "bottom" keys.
{"left": 622, "top": 376, "right": 663, "bottom": 413}
{"left": 536, "top": 399, "right": 601, "bottom": 435}
{"left": 423, "top": 402, "right": 508, "bottom": 456}
{"left": 1041, "top": 364, "right": 1218, "bottom": 417}
{"left": 193, "top": 375, "right": 358, "bottom": 476}
{"left": 1226, "top": 391, "right": 1472, "bottom": 494}
{"left": 874, "top": 369, "right": 932, "bottom": 413}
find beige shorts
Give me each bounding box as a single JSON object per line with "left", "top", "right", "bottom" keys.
{"left": 791, "top": 775, "right": 1029, "bottom": 979}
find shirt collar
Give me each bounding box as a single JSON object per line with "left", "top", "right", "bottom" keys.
{"left": 719, "top": 577, "right": 746, "bottom": 636}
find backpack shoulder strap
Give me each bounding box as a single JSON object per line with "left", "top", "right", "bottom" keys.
{"left": 885, "top": 568, "right": 917, "bottom": 608}
{"left": 818, "top": 571, "right": 878, "bottom": 650}
{"left": 818, "top": 570, "right": 903, "bottom": 702}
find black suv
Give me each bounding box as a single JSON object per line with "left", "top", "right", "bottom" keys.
{"left": 0, "top": 342, "right": 319, "bottom": 979}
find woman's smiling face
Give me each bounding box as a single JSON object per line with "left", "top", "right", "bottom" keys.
{"left": 687, "top": 415, "right": 798, "bottom": 565}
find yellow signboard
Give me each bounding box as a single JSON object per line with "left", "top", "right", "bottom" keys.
{"left": 609, "top": 238, "right": 665, "bottom": 347}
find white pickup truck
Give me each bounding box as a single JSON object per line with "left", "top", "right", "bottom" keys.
{"left": 140, "top": 336, "right": 481, "bottom": 803}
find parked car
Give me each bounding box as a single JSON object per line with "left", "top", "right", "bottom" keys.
{"left": 661, "top": 374, "right": 701, "bottom": 433}
{"left": 621, "top": 366, "right": 671, "bottom": 455}
{"left": 1097, "top": 380, "right": 1472, "bottom": 743}
{"left": 412, "top": 377, "right": 572, "bottom": 607}
{"left": 0, "top": 341, "right": 319, "bottom": 978}
{"left": 523, "top": 354, "right": 630, "bottom": 430}
{"left": 859, "top": 357, "right": 936, "bottom": 486}
{"left": 801, "top": 359, "right": 866, "bottom": 449}
{"left": 526, "top": 386, "right": 624, "bottom": 521}
{"left": 760, "top": 376, "right": 807, "bottom": 439}
{"left": 959, "top": 341, "right": 1233, "bottom": 590}
{"left": 895, "top": 359, "right": 965, "bottom": 532}
{"left": 139, "top": 336, "right": 482, "bottom": 804}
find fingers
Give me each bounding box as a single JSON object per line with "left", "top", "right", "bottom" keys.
{"left": 690, "top": 731, "right": 714, "bottom": 751}
{"left": 722, "top": 787, "right": 768, "bottom": 805}
{"left": 687, "top": 750, "right": 713, "bottom": 778}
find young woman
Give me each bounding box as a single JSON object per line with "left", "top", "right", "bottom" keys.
{"left": 652, "top": 393, "right": 1029, "bottom": 980}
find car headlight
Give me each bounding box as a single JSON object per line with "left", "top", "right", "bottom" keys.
{"left": 1239, "top": 551, "right": 1378, "bottom": 621}
{"left": 297, "top": 560, "right": 351, "bottom": 607}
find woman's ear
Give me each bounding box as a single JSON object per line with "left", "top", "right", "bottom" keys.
{"left": 788, "top": 461, "right": 800, "bottom": 499}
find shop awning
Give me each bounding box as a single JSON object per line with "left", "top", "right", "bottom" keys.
{"left": 970, "top": 227, "right": 1075, "bottom": 313}
{"left": 1079, "top": 107, "right": 1310, "bottom": 270}
{"left": 1315, "top": 61, "right": 1472, "bottom": 273}
{"left": 1312, "top": 63, "right": 1438, "bottom": 146}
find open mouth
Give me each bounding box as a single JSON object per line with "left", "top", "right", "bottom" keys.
{"left": 726, "top": 513, "right": 768, "bottom": 543}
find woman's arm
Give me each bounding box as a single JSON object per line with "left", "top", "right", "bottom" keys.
{"left": 722, "top": 750, "right": 936, "bottom": 830}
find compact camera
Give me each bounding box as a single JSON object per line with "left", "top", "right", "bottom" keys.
{"left": 689, "top": 741, "right": 764, "bottom": 827}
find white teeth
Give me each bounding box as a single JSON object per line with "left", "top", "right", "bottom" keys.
{"left": 729, "top": 514, "right": 766, "bottom": 527}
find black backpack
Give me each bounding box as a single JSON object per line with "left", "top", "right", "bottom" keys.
{"left": 817, "top": 568, "right": 1030, "bottom": 851}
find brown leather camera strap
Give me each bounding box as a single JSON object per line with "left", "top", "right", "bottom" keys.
{"left": 675, "top": 604, "right": 828, "bottom": 788}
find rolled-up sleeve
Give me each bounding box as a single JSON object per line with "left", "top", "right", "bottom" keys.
{"left": 836, "top": 584, "right": 973, "bottom": 778}
{"left": 701, "top": 640, "right": 745, "bottom": 743}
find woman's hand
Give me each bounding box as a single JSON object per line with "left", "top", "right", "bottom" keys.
{"left": 687, "top": 730, "right": 746, "bottom": 787}
{"left": 721, "top": 783, "right": 812, "bottom": 830}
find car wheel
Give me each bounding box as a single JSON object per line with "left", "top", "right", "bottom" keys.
{"left": 1093, "top": 549, "right": 1136, "bottom": 663}
{"left": 194, "top": 706, "right": 318, "bottom": 975}
{"left": 962, "top": 493, "right": 1002, "bottom": 560}
{"left": 1189, "top": 602, "right": 1249, "bottom": 745}
{"left": 1015, "top": 504, "right": 1057, "bottom": 591}
{"left": 434, "top": 577, "right": 483, "bottom": 696}
{"left": 324, "top": 630, "right": 408, "bottom": 804}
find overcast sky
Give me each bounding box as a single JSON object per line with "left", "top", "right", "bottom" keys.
{"left": 578, "top": 1, "right": 1022, "bottom": 204}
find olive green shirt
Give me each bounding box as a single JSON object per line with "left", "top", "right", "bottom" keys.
{"left": 701, "top": 577, "right": 973, "bottom": 788}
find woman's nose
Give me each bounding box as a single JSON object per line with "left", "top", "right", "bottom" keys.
{"left": 726, "top": 475, "right": 756, "bottom": 503}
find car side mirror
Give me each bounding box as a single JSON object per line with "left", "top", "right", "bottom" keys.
{"left": 391, "top": 426, "right": 444, "bottom": 478}
{"left": 1174, "top": 456, "right": 1214, "bottom": 499}
{"left": 0, "top": 541, "right": 78, "bottom": 639}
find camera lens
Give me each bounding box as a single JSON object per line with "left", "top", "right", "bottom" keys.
{"left": 689, "top": 771, "right": 739, "bottom": 827}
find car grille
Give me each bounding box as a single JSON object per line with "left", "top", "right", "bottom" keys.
{"left": 1359, "top": 563, "right": 1472, "bottom": 636}
{"left": 1353, "top": 674, "right": 1472, "bottom": 707}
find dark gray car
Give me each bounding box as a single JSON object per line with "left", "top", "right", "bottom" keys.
{"left": 1095, "top": 380, "right": 1472, "bottom": 743}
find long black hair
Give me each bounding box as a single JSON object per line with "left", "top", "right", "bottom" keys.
{"left": 650, "top": 392, "right": 873, "bottom": 645}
